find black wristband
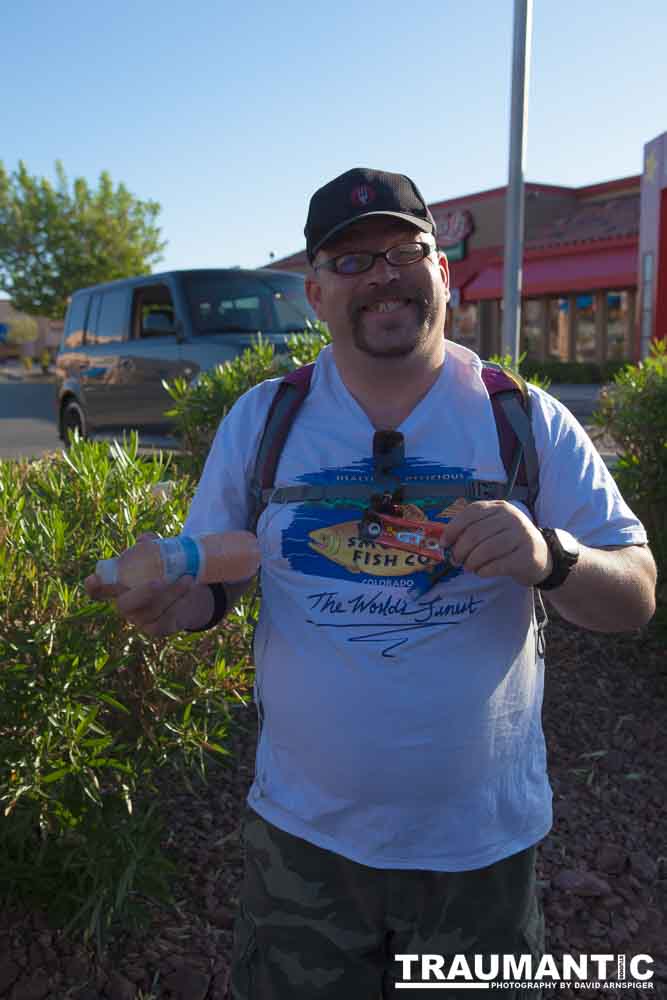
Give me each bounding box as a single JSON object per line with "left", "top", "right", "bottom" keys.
{"left": 184, "top": 582, "right": 227, "bottom": 632}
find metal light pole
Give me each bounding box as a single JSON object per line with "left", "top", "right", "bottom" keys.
{"left": 501, "top": 0, "right": 534, "bottom": 365}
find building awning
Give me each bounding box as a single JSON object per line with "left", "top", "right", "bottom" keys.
{"left": 447, "top": 246, "right": 501, "bottom": 304}
{"left": 463, "top": 244, "right": 638, "bottom": 301}
{"left": 448, "top": 257, "right": 484, "bottom": 291}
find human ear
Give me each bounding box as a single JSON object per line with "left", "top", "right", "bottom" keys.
{"left": 305, "top": 274, "right": 326, "bottom": 320}
{"left": 438, "top": 251, "right": 450, "bottom": 301}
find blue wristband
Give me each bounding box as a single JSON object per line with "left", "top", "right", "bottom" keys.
{"left": 180, "top": 535, "right": 201, "bottom": 579}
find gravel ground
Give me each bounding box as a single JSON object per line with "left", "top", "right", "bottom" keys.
{"left": 0, "top": 608, "right": 664, "bottom": 1000}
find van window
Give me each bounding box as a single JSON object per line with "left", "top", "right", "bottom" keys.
{"left": 130, "top": 283, "right": 176, "bottom": 339}
{"left": 273, "top": 291, "right": 309, "bottom": 329}
{"left": 62, "top": 294, "right": 89, "bottom": 349}
{"left": 183, "top": 272, "right": 315, "bottom": 334}
{"left": 216, "top": 295, "right": 261, "bottom": 330}
{"left": 86, "top": 294, "right": 102, "bottom": 341}
{"left": 90, "top": 289, "right": 128, "bottom": 345}
{"left": 255, "top": 272, "right": 316, "bottom": 330}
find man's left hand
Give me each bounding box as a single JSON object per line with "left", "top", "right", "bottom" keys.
{"left": 439, "top": 501, "right": 552, "bottom": 587}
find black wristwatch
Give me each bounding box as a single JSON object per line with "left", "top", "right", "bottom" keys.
{"left": 183, "top": 582, "right": 228, "bottom": 632}
{"left": 537, "top": 528, "right": 580, "bottom": 591}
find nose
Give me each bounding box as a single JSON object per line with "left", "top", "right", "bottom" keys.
{"left": 366, "top": 254, "right": 401, "bottom": 283}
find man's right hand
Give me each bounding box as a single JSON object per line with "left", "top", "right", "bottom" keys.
{"left": 84, "top": 532, "right": 215, "bottom": 637}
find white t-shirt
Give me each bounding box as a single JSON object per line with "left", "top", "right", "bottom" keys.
{"left": 184, "top": 342, "right": 647, "bottom": 871}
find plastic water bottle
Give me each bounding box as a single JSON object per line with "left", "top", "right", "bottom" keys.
{"left": 95, "top": 531, "right": 261, "bottom": 588}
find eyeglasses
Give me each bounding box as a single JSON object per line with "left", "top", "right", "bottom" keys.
{"left": 314, "top": 241, "right": 437, "bottom": 276}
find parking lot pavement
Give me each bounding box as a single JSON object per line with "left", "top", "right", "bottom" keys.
{"left": 0, "top": 381, "right": 62, "bottom": 459}
{"left": 546, "top": 382, "right": 603, "bottom": 419}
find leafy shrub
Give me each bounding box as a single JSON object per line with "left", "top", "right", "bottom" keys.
{"left": 594, "top": 340, "right": 667, "bottom": 577}
{"left": 284, "top": 322, "right": 332, "bottom": 366}
{"left": 518, "top": 359, "right": 629, "bottom": 384}
{"left": 0, "top": 434, "right": 257, "bottom": 947}
{"left": 7, "top": 313, "right": 38, "bottom": 345}
{"left": 486, "top": 355, "right": 631, "bottom": 388}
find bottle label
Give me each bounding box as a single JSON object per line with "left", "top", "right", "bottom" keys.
{"left": 159, "top": 537, "right": 201, "bottom": 582}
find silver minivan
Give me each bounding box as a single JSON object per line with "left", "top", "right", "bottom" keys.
{"left": 54, "top": 268, "right": 316, "bottom": 441}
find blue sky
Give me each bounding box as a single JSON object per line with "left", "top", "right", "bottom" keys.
{"left": 3, "top": 0, "right": 666, "bottom": 275}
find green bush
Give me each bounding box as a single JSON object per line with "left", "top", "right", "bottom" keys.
{"left": 519, "top": 359, "right": 630, "bottom": 384}
{"left": 593, "top": 340, "right": 667, "bottom": 577}
{"left": 7, "top": 314, "right": 38, "bottom": 346}
{"left": 0, "top": 434, "right": 257, "bottom": 948}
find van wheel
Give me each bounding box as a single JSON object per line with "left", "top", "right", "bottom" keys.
{"left": 61, "top": 399, "right": 87, "bottom": 445}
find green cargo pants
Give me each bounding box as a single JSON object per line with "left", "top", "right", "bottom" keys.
{"left": 229, "top": 805, "right": 545, "bottom": 999}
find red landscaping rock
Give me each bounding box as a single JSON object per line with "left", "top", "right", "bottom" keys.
{"left": 595, "top": 842, "right": 628, "bottom": 874}
{"left": 553, "top": 869, "right": 612, "bottom": 896}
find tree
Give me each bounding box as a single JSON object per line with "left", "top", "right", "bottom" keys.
{"left": 0, "top": 161, "right": 167, "bottom": 319}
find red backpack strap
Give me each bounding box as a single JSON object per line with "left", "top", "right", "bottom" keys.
{"left": 248, "top": 364, "right": 315, "bottom": 530}
{"left": 481, "top": 362, "right": 539, "bottom": 514}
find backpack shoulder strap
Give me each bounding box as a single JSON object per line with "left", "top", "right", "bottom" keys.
{"left": 248, "top": 363, "right": 315, "bottom": 531}
{"left": 480, "top": 362, "right": 548, "bottom": 647}
{"left": 480, "top": 361, "right": 540, "bottom": 514}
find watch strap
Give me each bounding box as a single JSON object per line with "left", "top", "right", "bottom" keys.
{"left": 537, "top": 528, "right": 578, "bottom": 591}
{"left": 183, "top": 582, "right": 228, "bottom": 632}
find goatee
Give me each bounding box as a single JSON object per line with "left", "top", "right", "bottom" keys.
{"left": 350, "top": 297, "right": 437, "bottom": 359}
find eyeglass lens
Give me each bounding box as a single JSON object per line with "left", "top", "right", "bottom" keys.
{"left": 335, "top": 242, "right": 429, "bottom": 275}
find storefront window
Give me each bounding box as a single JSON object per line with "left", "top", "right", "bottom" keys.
{"left": 607, "top": 291, "right": 630, "bottom": 359}
{"left": 520, "top": 300, "right": 544, "bottom": 360}
{"left": 542, "top": 291, "right": 633, "bottom": 363}
{"left": 547, "top": 298, "right": 569, "bottom": 361}
{"left": 450, "top": 303, "right": 479, "bottom": 351}
{"left": 575, "top": 294, "right": 596, "bottom": 362}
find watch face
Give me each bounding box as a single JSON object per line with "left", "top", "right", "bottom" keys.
{"left": 552, "top": 529, "right": 580, "bottom": 561}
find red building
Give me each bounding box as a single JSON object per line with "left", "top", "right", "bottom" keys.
{"left": 270, "top": 130, "right": 667, "bottom": 363}
{"left": 638, "top": 130, "right": 667, "bottom": 359}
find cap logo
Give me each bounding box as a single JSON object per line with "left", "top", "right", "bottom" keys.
{"left": 350, "top": 184, "right": 376, "bottom": 207}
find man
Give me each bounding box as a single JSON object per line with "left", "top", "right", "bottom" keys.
{"left": 86, "top": 168, "right": 656, "bottom": 998}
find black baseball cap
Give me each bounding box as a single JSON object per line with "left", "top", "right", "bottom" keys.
{"left": 304, "top": 167, "right": 437, "bottom": 263}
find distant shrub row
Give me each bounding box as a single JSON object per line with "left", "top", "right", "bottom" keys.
{"left": 519, "top": 358, "right": 630, "bottom": 384}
